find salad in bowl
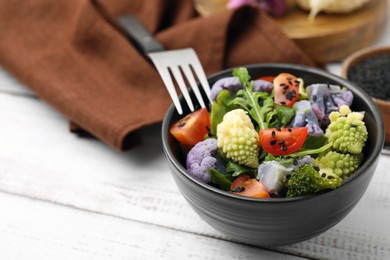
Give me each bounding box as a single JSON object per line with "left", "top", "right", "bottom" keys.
{"left": 169, "top": 67, "right": 368, "bottom": 199}
{"left": 162, "top": 64, "right": 383, "bottom": 246}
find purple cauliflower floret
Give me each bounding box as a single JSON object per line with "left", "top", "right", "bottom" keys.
{"left": 211, "top": 77, "right": 274, "bottom": 101}
{"left": 291, "top": 100, "right": 324, "bottom": 136}
{"left": 186, "top": 138, "right": 218, "bottom": 183}
{"left": 333, "top": 90, "right": 353, "bottom": 107}
{"left": 210, "top": 77, "right": 243, "bottom": 101}
{"left": 252, "top": 79, "right": 274, "bottom": 94}
{"left": 297, "top": 155, "right": 314, "bottom": 166}
{"left": 306, "top": 84, "right": 353, "bottom": 128}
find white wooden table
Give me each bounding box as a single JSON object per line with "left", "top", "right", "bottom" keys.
{"left": 1, "top": 13, "right": 390, "bottom": 260}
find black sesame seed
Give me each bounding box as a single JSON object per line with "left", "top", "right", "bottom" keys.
{"left": 280, "top": 101, "right": 286, "bottom": 105}
{"left": 288, "top": 128, "right": 292, "bottom": 132}
{"left": 321, "top": 173, "right": 326, "bottom": 178}
{"left": 272, "top": 130, "right": 276, "bottom": 137}
{"left": 270, "top": 140, "right": 277, "bottom": 146}
{"left": 314, "top": 166, "right": 320, "bottom": 172}
{"left": 279, "top": 83, "right": 287, "bottom": 87}
{"left": 293, "top": 158, "right": 298, "bottom": 166}
{"left": 279, "top": 140, "right": 286, "bottom": 145}
{"left": 276, "top": 125, "right": 281, "bottom": 131}
{"left": 282, "top": 145, "right": 287, "bottom": 151}
{"left": 285, "top": 89, "right": 297, "bottom": 101}
{"left": 351, "top": 124, "right": 358, "bottom": 128}
{"left": 327, "top": 175, "right": 334, "bottom": 180}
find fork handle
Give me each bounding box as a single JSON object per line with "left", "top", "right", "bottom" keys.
{"left": 117, "top": 15, "right": 165, "bottom": 55}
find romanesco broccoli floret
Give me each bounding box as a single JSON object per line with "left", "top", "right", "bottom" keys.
{"left": 325, "top": 105, "right": 368, "bottom": 154}
{"left": 286, "top": 163, "right": 342, "bottom": 197}
{"left": 315, "top": 151, "right": 363, "bottom": 180}
{"left": 217, "top": 109, "right": 259, "bottom": 168}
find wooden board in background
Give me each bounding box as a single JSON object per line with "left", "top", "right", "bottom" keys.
{"left": 276, "top": 0, "right": 388, "bottom": 63}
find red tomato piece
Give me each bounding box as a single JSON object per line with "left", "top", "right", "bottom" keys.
{"left": 169, "top": 108, "right": 210, "bottom": 146}
{"left": 231, "top": 174, "right": 270, "bottom": 199}
{"left": 273, "top": 73, "right": 300, "bottom": 107}
{"left": 259, "top": 127, "right": 308, "bottom": 156}
{"left": 257, "top": 75, "right": 276, "bottom": 83}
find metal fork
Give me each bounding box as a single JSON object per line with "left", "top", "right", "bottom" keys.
{"left": 117, "top": 15, "right": 212, "bottom": 115}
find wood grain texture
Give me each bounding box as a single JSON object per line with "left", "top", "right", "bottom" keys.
{"left": 275, "top": 0, "right": 388, "bottom": 63}
{"left": 0, "top": 68, "right": 389, "bottom": 260}
{"left": 0, "top": 192, "right": 305, "bottom": 260}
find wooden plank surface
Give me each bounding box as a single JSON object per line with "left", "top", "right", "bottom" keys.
{"left": 0, "top": 192, "right": 304, "bottom": 260}
{"left": 0, "top": 68, "right": 389, "bottom": 260}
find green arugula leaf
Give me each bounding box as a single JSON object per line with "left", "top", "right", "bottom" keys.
{"left": 226, "top": 161, "right": 257, "bottom": 177}
{"left": 267, "top": 104, "right": 296, "bottom": 128}
{"left": 232, "top": 67, "right": 273, "bottom": 130}
{"left": 302, "top": 135, "right": 328, "bottom": 149}
{"left": 210, "top": 90, "right": 237, "bottom": 135}
{"left": 233, "top": 67, "right": 251, "bottom": 84}
{"left": 207, "top": 168, "right": 232, "bottom": 191}
{"left": 288, "top": 142, "right": 333, "bottom": 158}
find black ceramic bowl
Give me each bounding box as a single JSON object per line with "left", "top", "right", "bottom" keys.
{"left": 161, "top": 64, "right": 384, "bottom": 246}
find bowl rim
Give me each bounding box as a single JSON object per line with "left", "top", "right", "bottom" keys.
{"left": 162, "top": 63, "right": 385, "bottom": 203}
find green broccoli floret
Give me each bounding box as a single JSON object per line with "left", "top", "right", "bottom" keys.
{"left": 315, "top": 151, "right": 363, "bottom": 180}
{"left": 217, "top": 109, "right": 259, "bottom": 168}
{"left": 325, "top": 105, "right": 368, "bottom": 154}
{"left": 285, "top": 163, "right": 342, "bottom": 197}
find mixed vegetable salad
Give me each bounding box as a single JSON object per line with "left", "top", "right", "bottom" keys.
{"left": 169, "top": 67, "right": 368, "bottom": 198}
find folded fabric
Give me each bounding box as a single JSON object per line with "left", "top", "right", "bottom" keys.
{"left": 0, "top": 0, "right": 314, "bottom": 150}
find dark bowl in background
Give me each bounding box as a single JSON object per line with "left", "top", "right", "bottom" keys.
{"left": 161, "top": 64, "right": 384, "bottom": 246}
{"left": 342, "top": 45, "right": 390, "bottom": 143}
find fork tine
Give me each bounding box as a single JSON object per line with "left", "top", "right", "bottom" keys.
{"left": 170, "top": 66, "right": 195, "bottom": 112}
{"left": 149, "top": 48, "right": 211, "bottom": 115}
{"left": 187, "top": 49, "right": 212, "bottom": 104}
{"left": 181, "top": 64, "right": 206, "bottom": 109}
{"left": 149, "top": 57, "right": 183, "bottom": 114}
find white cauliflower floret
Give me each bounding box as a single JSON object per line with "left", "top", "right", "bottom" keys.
{"left": 296, "top": 0, "right": 371, "bottom": 20}
{"left": 217, "top": 109, "right": 259, "bottom": 168}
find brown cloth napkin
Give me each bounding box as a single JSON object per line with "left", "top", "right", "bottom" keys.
{"left": 0, "top": 0, "right": 314, "bottom": 150}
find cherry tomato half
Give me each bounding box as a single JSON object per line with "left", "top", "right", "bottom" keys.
{"left": 169, "top": 108, "right": 210, "bottom": 146}
{"left": 257, "top": 75, "right": 276, "bottom": 83}
{"left": 273, "top": 73, "right": 300, "bottom": 107}
{"left": 259, "top": 127, "right": 308, "bottom": 156}
{"left": 231, "top": 174, "right": 270, "bottom": 199}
